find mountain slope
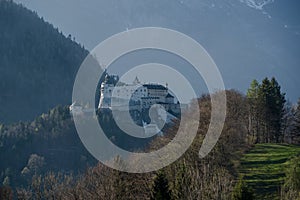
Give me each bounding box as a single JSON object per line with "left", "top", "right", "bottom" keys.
{"left": 239, "top": 0, "right": 274, "bottom": 10}
{"left": 13, "top": 0, "right": 300, "bottom": 102}
{"left": 0, "top": 0, "right": 91, "bottom": 123}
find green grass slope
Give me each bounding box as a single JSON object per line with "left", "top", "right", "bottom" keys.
{"left": 239, "top": 144, "right": 300, "bottom": 199}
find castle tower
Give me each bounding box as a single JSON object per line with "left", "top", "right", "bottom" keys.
{"left": 133, "top": 76, "right": 140, "bottom": 85}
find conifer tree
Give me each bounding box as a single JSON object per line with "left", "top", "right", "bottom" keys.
{"left": 269, "top": 77, "right": 286, "bottom": 142}
{"left": 247, "top": 79, "right": 261, "bottom": 143}
{"left": 151, "top": 171, "right": 171, "bottom": 200}
{"left": 247, "top": 77, "right": 285, "bottom": 143}
{"left": 232, "top": 179, "right": 254, "bottom": 200}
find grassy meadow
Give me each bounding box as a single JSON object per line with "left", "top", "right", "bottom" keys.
{"left": 239, "top": 144, "right": 300, "bottom": 199}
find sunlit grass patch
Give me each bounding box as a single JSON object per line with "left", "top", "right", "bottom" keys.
{"left": 239, "top": 143, "right": 300, "bottom": 199}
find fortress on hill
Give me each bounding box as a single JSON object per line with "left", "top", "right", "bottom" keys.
{"left": 98, "top": 72, "right": 181, "bottom": 115}
{"left": 70, "top": 72, "right": 183, "bottom": 135}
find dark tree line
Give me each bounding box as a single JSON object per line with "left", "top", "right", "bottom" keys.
{"left": 247, "top": 77, "right": 286, "bottom": 143}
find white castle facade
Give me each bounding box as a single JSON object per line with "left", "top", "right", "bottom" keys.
{"left": 70, "top": 73, "right": 182, "bottom": 136}
{"left": 98, "top": 73, "right": 180, "bottom": 114}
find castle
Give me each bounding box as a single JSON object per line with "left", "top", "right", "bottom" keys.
{"left": 70, "top": 72, "right": 182, "bottom": 136}
{"left": 98, "top": 73, "right": 181, "bottom": 115}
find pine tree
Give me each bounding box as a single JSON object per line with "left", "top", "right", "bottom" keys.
{"left": 247, "top": 77, "right": 285, "bottom": 143}
{"left": 259, "top": 78, "right": 271, "bottom": 142}
{"left": 151, "top": 171, "right": 171, "bottom": 200}
{"left": 269, "top": 77, "right": 286, "bottom": 142}
{"left": 232, "top": 178, "right": 254, "bottom": 200}
{"left": 247, "top": 79, "right": 261, "bottom": 143}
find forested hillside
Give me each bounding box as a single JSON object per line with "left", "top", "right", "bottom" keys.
{"left": 0, "top": 0, "right": 91, "bottom": 123}
{"left": 11, "top": 90, "right": 253, "bottom": 199}
{"left": 0, "top": 88, "right": 299, "bottom": 199}
{"left": 0, "top": 106, "right": 96, "bottom": 188}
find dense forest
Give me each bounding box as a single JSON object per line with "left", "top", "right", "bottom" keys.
{"left": 0, "top": 106, "right": 97, "bottom": 189}
{"left": 247, "top": 78, "right": 300, "bottom": 144}
{"left": 0, "top": 0, "right": 90, "bottom": 123}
